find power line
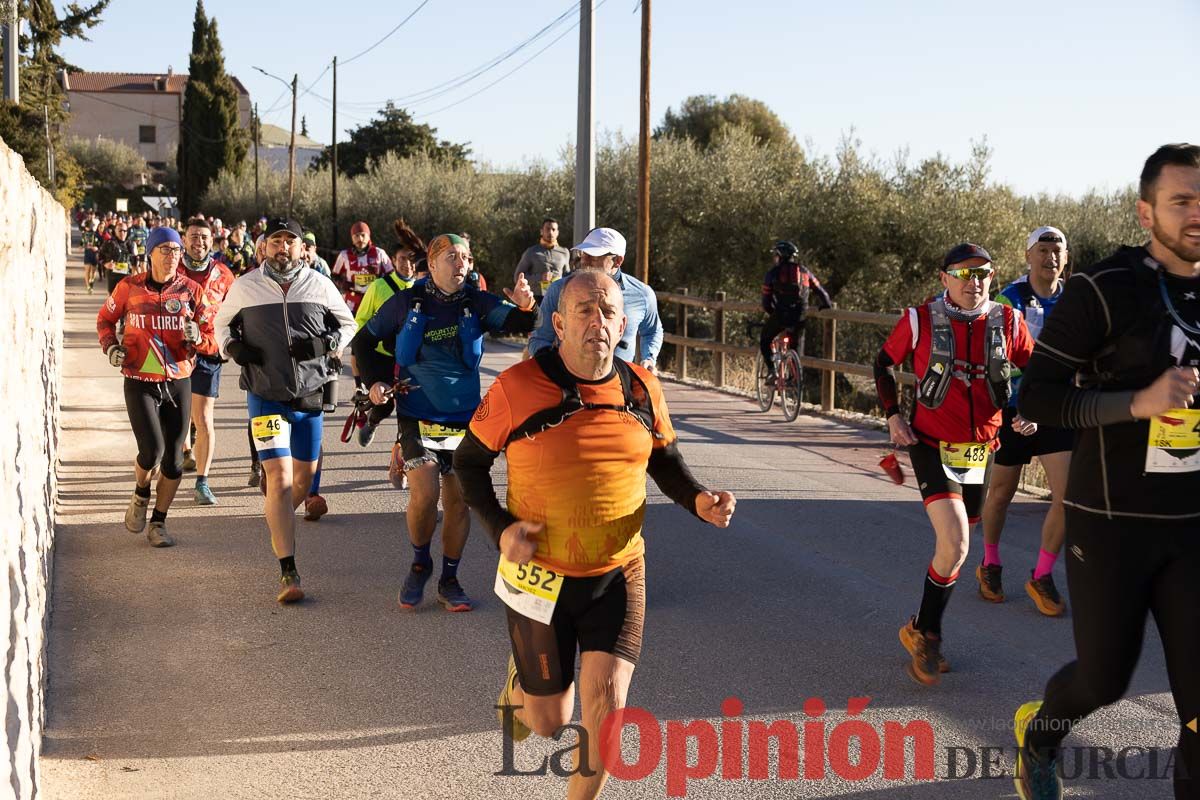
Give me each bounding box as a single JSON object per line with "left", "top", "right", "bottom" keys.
{"left": 340, "top": 0, "right": 434, "bottom": 67}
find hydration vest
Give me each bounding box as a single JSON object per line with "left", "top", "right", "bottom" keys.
{"left": 394, "top": 280, "right": 484, "bottom": 371}
{"left": 915, "top": 298, "right": 1013, "bottom": 411}
{"left": 504, "top": 349, "right": 660, "bottom": 446}
{"left": 772, "top": 261, "right": 812, "bottom": 316}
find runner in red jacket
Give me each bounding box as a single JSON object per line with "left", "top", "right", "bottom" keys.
{"left": 96, "top": 226, "right": 215, "bottom": 548}
{"left": 874, "top": 243, "right": 1034, "bottom": 686}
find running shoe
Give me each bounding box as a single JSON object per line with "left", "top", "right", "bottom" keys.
{"left": 145, "top": 520, "right": 174, "bottom": 548}
{"left": 1014, "top": 700, "right": 1062, "bottom": 800}
{"left": 247, "top": 462, "right": 261, "bottom": 488}
{"left": 497, "top": 654, "right": 531, "bottom": 743}
{"left": 898, "top": 615, "right": 943, "bottom": 686}
{"left": 194, "top": 482, "right": 217, "bottom": 506}
{"left": 437, "top": 577, "right": 474, "bottom": 612}
{"left": 181, "top": 450, "right": 197, "bottom": 472}
{"left": 303, "top": 494, "right": 328, "bottom": 521}
{"left": 86, "top": 283, "right": 94, "bottom": 294}
{"left": 124, "top": 492, "right": 149, "bottom": 533}
{"left": 277, "top": 569, "right": 304, "bottom": 604}
{"left": 976, "top": 562, "right": 1005, "bottom": 603}
{"left": 357, "top": 419, "right": 378, "bottom": 447}
{"left": 398, "top": 563, "right": 433, "bottom": 609}
{"left": 1025, "top": 572, "right": 1066, "bottom": 617}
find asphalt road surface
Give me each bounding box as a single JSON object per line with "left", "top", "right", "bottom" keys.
{"left": 40, "top": 273, "right": 1182, "bottom": 799}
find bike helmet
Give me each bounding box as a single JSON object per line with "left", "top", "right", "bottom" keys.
{"left": 771, "top": 240, "right": 799, "bottom": 261}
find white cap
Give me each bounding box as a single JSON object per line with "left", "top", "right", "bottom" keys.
{"left": 1026, "top": 225, "right": 1067, "bottom": 251}
{"left": 573, "top": 227, "right": 626, "bottom": 258}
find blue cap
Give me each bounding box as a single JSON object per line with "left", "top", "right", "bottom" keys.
{"left": 146, "top": 226, "right": 183, "bottom": 253}
{"left": 942, "top": 242, "right": 992, "bottom": 270}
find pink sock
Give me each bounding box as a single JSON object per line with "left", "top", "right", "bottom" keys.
{"left": 983, "top": 543, "right": 1001, "bottom": 567}
{"left": 1033, "top": 549, "right": 1058, "bottom": 580}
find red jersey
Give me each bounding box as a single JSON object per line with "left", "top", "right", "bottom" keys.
{"left": 333, "top": 246, "right": 393, "bottom": 298}
{"left": 880, "top": 300, "right": 1033, "bottom": 446}
{"left": 181, "top": 259, "right": 236, "bottom": 324}
{"left": 96, "top": 272, "right": 216, "bottom": 382}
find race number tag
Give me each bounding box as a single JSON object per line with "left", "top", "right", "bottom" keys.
{"left": 354, "top": 272, "right": 376, "bottom": 287}
{"left": 419, "top": 420, "right": 466, "bottom": 452}
{"left": 111, "top": 261, "right": 131, "bottom": 275}
{"left": 939, "top": 441, "right": 990, "bottom": 485}
{"left": 1145, "top": 408, "right": 1200, "bottom": 474}
{"left": 251, "top": 414, "right": 290, "bottom": 452}
{"left": 493, "top": 555, "right": 563, "bottom": 624}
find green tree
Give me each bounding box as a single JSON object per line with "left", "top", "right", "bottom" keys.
{"left": 300, "top": 114, "right": 308, "bottom": 138}
{"left": 176, "top": 0, "right": 247, "bottom": 216}
{"left": 655, "top": 93, "right": 795, "bottom": 151}
{"left": 66, "top": 136, "right": 147, "bottom": 187}
{"left": 1, "top": 0, "right": 109, "bottom": 205}
{"left": 312, "top": 102, "right": 470, "bottom": 176}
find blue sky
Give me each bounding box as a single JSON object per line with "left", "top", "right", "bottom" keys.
{"left": 57, "top": 0, "right": 1198, "bottom": 196}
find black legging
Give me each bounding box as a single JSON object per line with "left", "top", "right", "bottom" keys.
{"left": 105, "top": 269, "right": 129, "bottom": 295}
{"left": 1027, "top": 508, "right": 1200, "bottom": 798}
{"left": 124, "top": 377, "right": 191, "bottom": 480}
{"left": 759, "top": 316, "right": 804, "bottom": 370}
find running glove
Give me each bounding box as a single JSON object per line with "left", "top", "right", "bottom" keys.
{"left": 105, "top": 344, "right": 127, "bottom": 367}
{"left": 226, "top": 341, "right": 264, "bottom": 366}
{"left": 182, "top": 320, "right": 201, "bottom": 344}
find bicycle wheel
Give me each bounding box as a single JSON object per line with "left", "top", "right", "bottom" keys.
{"left": 755, "top": 355, "right": 775, "bottom": 411}
{"left": 780, "top": 351, "right": 803, "bottom": 422}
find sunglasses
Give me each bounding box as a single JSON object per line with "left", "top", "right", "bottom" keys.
{"left": 945, "top": 266, "right": 994, "bottom": 281}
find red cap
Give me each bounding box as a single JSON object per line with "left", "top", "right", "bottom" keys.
{"left": 351, "top": 221, "right": 370, "bottom": 236}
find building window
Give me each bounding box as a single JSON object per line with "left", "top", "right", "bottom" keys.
{"left": 139, "top": 125, "right": 156, "bottom": 144}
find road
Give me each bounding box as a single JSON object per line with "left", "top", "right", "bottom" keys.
{"left": 40, "top": 266, "right": 1181, "bottom": 799}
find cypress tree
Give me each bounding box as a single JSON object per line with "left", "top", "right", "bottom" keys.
{"left": 176, "top": 0, "right": 246, "bottom": 216}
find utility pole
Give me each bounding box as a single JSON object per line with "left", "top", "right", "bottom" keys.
{"left": 287, "top": 73, "right": 297, "bottom": 216}
{"left": 43, "top": 105, "right": 55, "bottom": 187}
{"left": 253, "top": 102, "right": 260, "bottom": 211}
{"left": 636, "top": 0, "right": 651, "bottom": 283}
{"left": 331, "top": 56, "right": 338, "bottom": 251}
{"left": 573, "top": 0, "right": 595, "bottom": 241}
{"left": 2, "top": 1, "right": 18, "bottom": 104}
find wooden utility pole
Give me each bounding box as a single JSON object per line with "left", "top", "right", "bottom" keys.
{"left": 636, "top": 0, "right": 651, "bottom": 283}
{"left": 253, "top": 102, "right": 260, "bottom": 211}
{"left": 287, "top": 73, "right": 297, "bottom": 216}
{"left": 573, "top": 0, "right": 595, "bottom": 240}
{"left": 331, "top": 56, "right": 338, "bottom": 250}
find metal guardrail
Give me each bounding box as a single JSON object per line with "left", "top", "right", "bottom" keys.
{"left": 656, "top": 288, "right": 916, "bottom": 411}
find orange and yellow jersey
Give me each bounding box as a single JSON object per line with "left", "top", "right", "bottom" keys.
{"left": 469, "top": 357, "right": 676, "bottom": 578}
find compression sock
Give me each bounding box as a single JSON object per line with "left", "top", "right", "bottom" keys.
{"left": 279, "top": 556, "right": 297, "bottom": 576}
{"left": 983, "top": 543, "right": 1001, "bottom": 567}
{"left": 441, "top": 556, "right": 460, "bottom": 581}
{"left": 134, "top": 482, "right": 152, "bottom": 499}
{"left": 309, "top": 467, "right": 322, "bottom": 496}
{"left": 1033, "top": 549, "right": 1058, "bottom": 580}
{"left": 915, "top": 563, "right": 957, "bottom": 636}
{"left": 412, "top": 543, "right": 433, "bottom": 570}
{"left": 150, "top": 508, "right": 167, "bottom": 524}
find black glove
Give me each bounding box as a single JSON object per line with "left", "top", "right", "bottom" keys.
{"left": 288, "top": 334, "right": 336, "bottom": 361}
{"left": 226, "top": 340, "right": 264, "bottom": 366}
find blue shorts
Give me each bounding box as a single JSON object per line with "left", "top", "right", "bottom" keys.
{"left": 246, "top": 393, "right": 324, "bottom": 462}
{"left": 191, "top": 354, "right": 223, "bottom": 398}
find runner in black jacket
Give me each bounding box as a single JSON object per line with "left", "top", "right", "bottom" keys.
{"left": 1012, "top": 143, "right": 1200, "bottom": 800}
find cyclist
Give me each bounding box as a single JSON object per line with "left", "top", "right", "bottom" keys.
{"left": 177, "top": 217, "right": 236, "bottom": 506}
{"left": 528, "top": 228, "right": 662, "bottom": 372}
{"left": 874, "top": 243, "right": 1033, "bottom": 686}
{"left": 978, "top": 226, "right": 1074, "bottom": 615}
{"left": 1013, "top": 143, "right": 1200, "bottom": 800}
{"left": 351, "top": 234, "right": 537, "bottom": 612}
{"left": 214, "top": 217, "right": 356, "bottom": 603}
{"left": 96, "top": 227, "right": 216, "bottom": 547}
{"left": 759, "top": 240, "right": 831, "bottom": 380}
{"left": 332, "top": 221, "right": 393, "bottom": 314}
{"left": 455, "top": 269, "right": 736, "bottom": 799}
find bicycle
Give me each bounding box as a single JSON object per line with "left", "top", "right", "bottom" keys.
{"left": 746, "top": 321, "right": 804, "bottom": 422}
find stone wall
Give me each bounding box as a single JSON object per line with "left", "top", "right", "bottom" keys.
{"left": 0, "top": 137, "right": 67, "bottom": 799}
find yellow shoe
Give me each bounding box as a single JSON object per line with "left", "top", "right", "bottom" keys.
{"left": 497, "top": 655, "right": 531, "bottom": 742}
{"left": 1014, "top": 700, "right": 1063, "bottom": 799}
